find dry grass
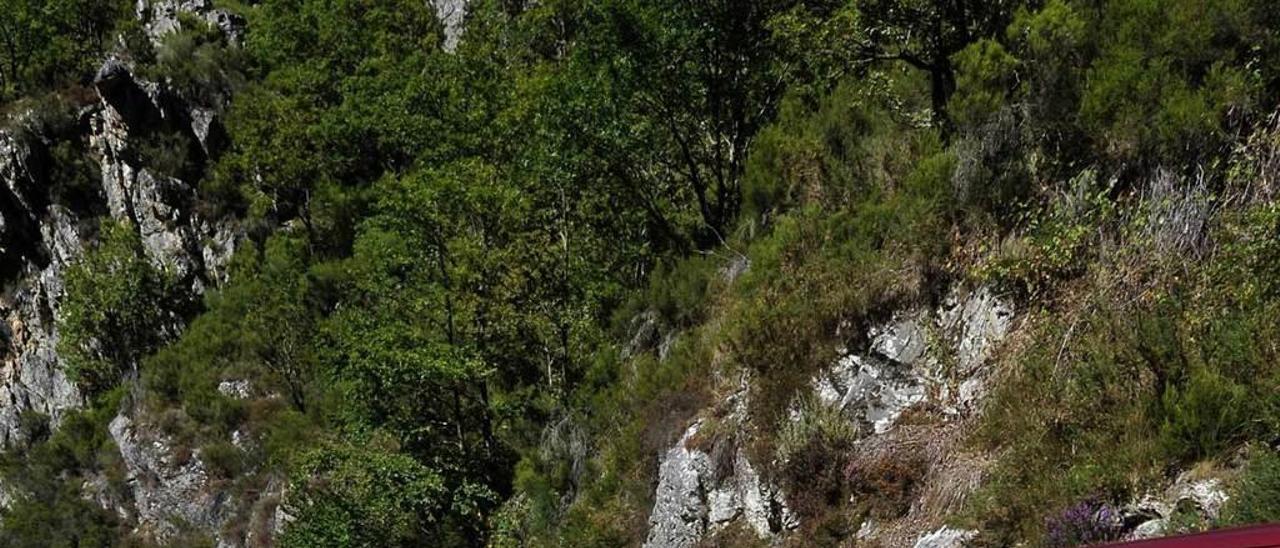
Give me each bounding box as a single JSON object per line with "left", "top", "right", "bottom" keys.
{"left": 849, "top": 419, "right": 995, "bottom": 547}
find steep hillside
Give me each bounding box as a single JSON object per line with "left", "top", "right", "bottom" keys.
{"left": 2, "top": 0, "right": 1280, "bottom": 547}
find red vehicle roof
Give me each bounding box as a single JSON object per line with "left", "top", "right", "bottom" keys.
{"left": 1099, "top": 524, "right": 1280, "bottom": 547}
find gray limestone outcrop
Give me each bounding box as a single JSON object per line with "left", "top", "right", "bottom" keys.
{"left": 110, "top": 413, "right": 230, "bottom": 541}
{"left": 0, "top": 126, "right": 88, "bottom": 448}
{"left": 109, "top": 411, "right": 287, "bottom": 546}
{"left": 135, "top": 0, "right": 246, "bottom": 46}
{"left": 1121, "top": 473, "right": 1230, "bottom": 540}
{"left": 912, "top": 526, "right": 978, "bottom": 548}
{"left": 0, "top": 50, "right": 240, "bottom": 448}
{"left": 644, "top": 388, "right": 797, "bottom": 548}
{"left": 803, "top": 285, "right": 1014, "bottom": 436}
{"left": 644, "top": 286, "right": 1016, "bottom": 546}
{"left": 433, "top": 0, "right": 469, "bottom": 51}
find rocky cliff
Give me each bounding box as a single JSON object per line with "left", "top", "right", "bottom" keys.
{"left": 0, "top": 0, "right": 243, "bottom": 448}
{"left": 641, "top": 286, "right": 1016, "bottom": 547}
{"left": 636, "top": 279, "right": 1233, "bottom": 547}
{"left": 0, "top": 1, "right": 243, "bottom": 544}
{"left": 0, "top": 1, "right": 479, "bottom": 542}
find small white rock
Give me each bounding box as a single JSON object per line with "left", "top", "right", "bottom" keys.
{"left": 913, "top": 526, "right": 978, "bottom": 548}
{"left": 217, "top": 379, "right": 252, "bottom": 399}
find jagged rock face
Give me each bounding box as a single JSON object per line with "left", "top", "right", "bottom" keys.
{"left": 136, "top": 0, "right": 246, "bottom": 46}
{"left": 645, "top": 421, "right": 712, "bottom": 547}
{"left": 645, "top": 390, "right": 796, "bottom": 548}
{"left": 805, "top": 286, "right": 1015, "bottom": 435}
{"left": 939, "top": 287, "right": 1014, "bottom": 383}
{"left": 0, "top": 0, "right": 240, "bottom": 520}
{"left": 645, "top": 419, "right": 797, "bottom": 547}
{"left": 1121, "top": 473, "right": 1229, "bottom": 540}
{"left": 433, "top": 0, "right": 469, "bottom": 52}
{"left": 108, "top": 410, "right": 285, "bottom": 547}
{"left": 90, "top": 58, "right": 238, "bottom": 292}
{"left": 87, "top": 52, "right": 244, "bottom": 546}
{"left": 813, "top": 353, "right": 927, "bottom": 435}
{"left": 0, "top": 1, "right": 252, "bottom": 543}
{"left": 0, "top": 132, "right": 47, "bottom": 274}
{"left": 0, "top": 132, "right": 85, "bottom": 447}
{"left": 0, "top": 56, "right": 239, "bottom": 447}
{"left": 110, "top": 413, "right": 229, "bottom": 541}
{"left": 644, "top": 286, "right": 1016, "bottom": 546}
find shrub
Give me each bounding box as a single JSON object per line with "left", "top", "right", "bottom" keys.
{"left": 740, "top": 80, "right": 936, "bottom": 224}
{"left": 775, "top": 399, "right": 858, "bottom": 519}
{"left": 1043, "top": 498, "right": 1123, "bottom": 548}
{"left": 201, "top": 441, "right": 244, "bottom": 479}
{"left": 279, "top": 438, "right": 454, "bottom": 547}
{"left": 1006, "top": 0, "right": 1086, "bottom": 137}
{"left": 59, "top": 219, "right": 173, "bottom": 396}
{"left": 134, "top": 128, "right": 200, "bottom": 181}
{"left": 1159, "top": 366, "right": 1250, "bottom": 461}
{"left": 0, "top": 0, "right": 132, "bottom": 102}
{"left": 975, "top": 172, "right": 1113, "bottom": 297}
{"left": 45, "top": 135, "right": 104, "bottom": 212}
{"left": 646, "top": 254, "right": 717, "bottom": 328}
{"left": 0, "top": 388, "right": 128, "bottom": 544}
{"left": 967, "top": 303, "right": 1168, "bottom": 542}
{"left": 1074, "top": 0, "right": 1259, "bottom": 164}
{"left": 844, "top": 454, "right": 927, "bottom": 520}
{"left": 949, "top": 39, "right": 1018, "bottom": 129}
{"left": 1221, "top": 449, "right": 1280, "bottom": 526}
{"left": 143, "top": 236, "right": 318, "bottom": 443}
{"left": 143, "top": 14, "right": 246, "bottom": 107}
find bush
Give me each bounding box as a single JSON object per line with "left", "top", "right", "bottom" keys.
{"left": 45, "top": 135, "right": 104, "bottom": 211}
{"left": 0, "top": 0, "right": 132, "bottom": 102}
{"left": 142, "top": 14, "right": 246, "bottom": 107}
{"left": 0, "top": 389, "right": 128, "bottom": 545}
{"left": 1159, "top": 366, "right": 1250, "bottom": 461}
{"left": 1043, "top": 498, "right": 1123, "bottom": 548}
{"left": 775, "top": 399, "right": 858, "bottom": 519}
{"left": 949, "top": 39, "right": 1018, "bottom": 129}
{"left": 59, "top": 219, "right": 173, "bottom": 396}
{"left": 134, "top": 128, "right": 201, "bottom": 181}
{"left": 975, "top": 172, "right": 1114, "bottom": 297}
{"left": 1221, "top": 449, "right": 1280, "bottom": 526}
{"left": 200, "top": 441, "right": 244, "bottom": 479}
{"left": 645, "top": 254, "right": 718, "bottom": 328}
{"left": 967, "top": 302, "right": 1170, "bottom": 542}
{"left": 741, "top": 81, "right": 925, "bottom": 223}
{"left": 279, "top": 438, "right": 455, "bottom": 547}
{"left": 844, "top": 454, "right": 927, "bottom": 520}
{"left": 1075, "top": 0, "right": 1258, "bottom": 164}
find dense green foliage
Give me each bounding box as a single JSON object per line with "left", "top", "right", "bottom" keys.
{"left": 0, "top": 391, "right": 128, "bottom": 547}
{"left": 279, "top": 439, "right": 450, "bottom": 547}
{"left": 59, "top": 220, "right": 174, "bottom": 397}
{"left": 8, "top": 0, "right": 1280, "bottom": 545}
{"left": 0, "top": 0, "right": 135, "bottom": 101}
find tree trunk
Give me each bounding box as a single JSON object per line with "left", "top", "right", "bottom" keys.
{"left": 930, "top": 63, "right": 956, "bottom": 139}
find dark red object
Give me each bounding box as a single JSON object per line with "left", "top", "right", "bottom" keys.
{"left": 1098, "top": 524, "right": 1280, "bottom": 547}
